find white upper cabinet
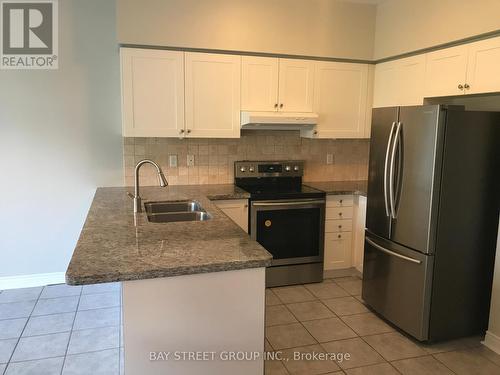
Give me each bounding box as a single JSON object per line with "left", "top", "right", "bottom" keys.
{"left": 309, "top": 61, "right": 370, "bottom": 138}
{"left": 241, "top": 56, "right": 279, "bottom": 112}
{"left": 278, "top": 59, "right": 315, "bottom": 112}
{"left": 467, "top": 37, "right": 500, "bottom": 94}
{"left": 373, "top": 55, "right": 426, "bottom": 108}
{"left": 121, "top": 48, "right": 185, "bottom": 137}
{"left": 185, "top": 52, "right": 241, "bottom": 138}
{"left": 424, "top": 45, "right": 468, "bottom": 98}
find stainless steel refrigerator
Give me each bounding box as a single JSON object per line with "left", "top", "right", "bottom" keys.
{"left": 362, "top": 105, "right": 500, "bottom": 342}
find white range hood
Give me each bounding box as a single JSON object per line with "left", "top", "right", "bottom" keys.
{"left": 240, "top": 111, "right": 318, "bottom": 130}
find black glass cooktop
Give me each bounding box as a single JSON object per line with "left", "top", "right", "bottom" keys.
{"left": 236, "top": 181, "right": 325, "bottom": 200}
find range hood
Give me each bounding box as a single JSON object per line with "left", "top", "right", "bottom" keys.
{"left": 241, "top": 111, "right": 318, "bottom": 130}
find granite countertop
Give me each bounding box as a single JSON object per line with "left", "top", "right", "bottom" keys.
{"left": 304, "top": 180, "right": 368, "bottom": 196}
{"left": 66, "top": 185, "right": 271, "bottom": 285}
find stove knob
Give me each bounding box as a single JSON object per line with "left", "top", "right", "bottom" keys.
{"left": 249, "top": 166, "right": 255, "bottom": 172}
{"left": 293, "top": 165, "right": 300, "bottom": 171}
{"left": 240, "top": 166, "right": 246, "bottom": 172}
{"left": 285, "top": 165, "right": 291, "bottom": 172}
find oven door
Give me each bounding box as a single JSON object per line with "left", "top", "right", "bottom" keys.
{"left": 250, "top": 199, "right": 325, "bottom": 266}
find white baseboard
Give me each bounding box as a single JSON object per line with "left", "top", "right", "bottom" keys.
{"left": 0, "top": 272, "right": 66, "bottom": 290}
{"left": 483, "top": 331, "right": 500, "bottom": 355}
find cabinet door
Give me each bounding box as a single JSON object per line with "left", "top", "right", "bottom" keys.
{"left": 278, "top": 59, "right": 314, "bottom": 112}
{"left": 373, "top": 55, "right": 425, "bottom": 108}
{"left": 352, "top": 195, "right": 367, "bottom": 273}
{"left": 241, "top": 56, "right": 279, "bottom": 112}
{"left": 214, "top": 199, "right": 248, "bottom": 233}
{"left": 467, "top": 36, "right": 500, "bottom": 94}
{"left": 185, "top": 53, "right": 241, "bottom": 138}
{"left": 121, "top": 48, "right": 184, "bottom": 137}
{"left": 424, "top": 45, "right": 468, "bottom": 98}
{"left": 312, "top": 62, "right": 369, "bottom": 138}
{"left": 324, "top": 232, "right": 352, "bottom": 270}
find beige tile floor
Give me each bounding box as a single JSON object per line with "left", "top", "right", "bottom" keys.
{"left": 1, "top": 276, "right": 499, "bottom": 375}
{"left": 265, "top": 276, "right": 500, "bottom": 375}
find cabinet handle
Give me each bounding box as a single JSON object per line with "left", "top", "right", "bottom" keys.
{"left": 313, "top": 130, "right": 318, "bottom": 135}
{"left": 187, "top": 129, "right": 191, "bottom": 134}
{"left": 338, "top": 212, "right": 342, "bottom": 217}
{"left": 337, "top": 234, "right": 342, "bottom": 239}
{"left": 464, "top": 83, "right": 470, "bottom": 89}
{"left": 339, "top": 199, "right": 343, "bottom": 204}
{"left": 274, "top": 103, "right": 278, "bottom": 108}
{"left": 338, "top": 225, "right": 342, "bottom": 229}
{"left": 279, "top": 103, "right": 283, "bottom": 108}
{"left": 458, "top": 84, "right": 464, "bottom": 90}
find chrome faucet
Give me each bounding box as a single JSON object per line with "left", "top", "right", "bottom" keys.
{"left": 130, "top": 159, "right": 168, "bottom": 213}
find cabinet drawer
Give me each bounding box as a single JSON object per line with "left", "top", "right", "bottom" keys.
{"left": 326, "top": 206, "right": 353, "bottom": 220}
{"left": 326, "top": 195, "right": 354, "bottom": 208}
{"left": 324, "top": 232, "right": 352, "bottom": 270}
{"left": 325, "top": 219, "right": 352, "bottom": 233}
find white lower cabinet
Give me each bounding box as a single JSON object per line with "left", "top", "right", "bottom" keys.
{"left": 324, "top": 195, "right": 353, "bottom": 270}
{"left": 213, "top": 199, "right": 248, "bottom": 233}
{"left": 352, "top": 195, "right": 367, "bottom": 273}
{"left": 324, "top": 232, "right": 353, "bottom": 270}
{"left": 323, "top": 194, "right": 366, "bottom": 271}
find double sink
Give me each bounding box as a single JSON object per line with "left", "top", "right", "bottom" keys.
{"left": 144, "top": 200, "right": 212, "bottom": 223}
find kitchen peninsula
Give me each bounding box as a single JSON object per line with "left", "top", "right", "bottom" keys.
{"left": 66, "top": 185, "right": 272, "bottom": 375}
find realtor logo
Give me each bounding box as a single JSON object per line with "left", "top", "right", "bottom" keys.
{"left": 1, "top": 0, "right": 58, "bottom": 69}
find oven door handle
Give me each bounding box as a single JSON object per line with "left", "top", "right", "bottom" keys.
{"left": 252, "top": 200, "right": 325, "bottom": 207}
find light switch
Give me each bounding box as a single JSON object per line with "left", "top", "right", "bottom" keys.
{"left": 187, "top": 154, "right": 195, "bottom": 167}
{"left": 169, "top": 154, "right": 178, "bottom": 168}
{"left": 327, "top": 154, "right": 334, "bottom": 165}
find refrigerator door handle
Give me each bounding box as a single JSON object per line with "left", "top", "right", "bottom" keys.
{"left": 389, "top": 121, "right": 402, "bottom": 219}
{"left": 366, "top": 237, "right": 422, "bottom": 264}
{"left": 384, "top": 121, "right": 397, "bottom": 217}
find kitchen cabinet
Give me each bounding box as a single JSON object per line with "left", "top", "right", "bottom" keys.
{"left": 324, "top": 195, "right": 354, "bottom": 270}
{"left": 305, "top": 61, "right": 370, "bottom": 138}
{"left": 373, "top": 55, "right": 426, "bottom": 108}
{"left": 241, "top": 57, "right": 314, "bottom": 113}
{"left": 185, "top": 52, "right": 241, "bottom": 138}
{"left": 121, "top": 48, "right": 185, "bottom": 137}
{"left": 352, "top": 195, "right": 366, "bottom": 273}
{"left": 278, "top": 59, "right": 315, "bottom": 112}
{"left": 466, "top": 37, "right": 500, "bottom": 94}
{"left": 213, "top": 199, "right": 248, "bottom": 233}
{"left": 241, "top": 56, "right": 279, "bottom": 112}
{"left": 424, "top": 45, "right": 469, "bottom": 98}
{"left": 324, "top": 232, "right": 352, "bottom": 270}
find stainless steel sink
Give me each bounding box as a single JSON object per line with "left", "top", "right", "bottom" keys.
{"left": 144, "top": 200, "right": 203, "bottom": 214}
{"left": 144, "top": 200, "right": 211, "bottom": 223}
{"left": 147, "top": 211, "right": 212, "bottom": 223}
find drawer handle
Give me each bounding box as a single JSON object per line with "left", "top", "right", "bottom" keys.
{"left": 338, "top": 212, "right": 342, "bottom": 216}
{"left": 337, "top": 234, "right": 341, "bottom": 239}
{"left": 339, "top": 199, "right": 343, "bottom": 204}
{"left": 338, "top": 225, "right": 342, "bottom": 229}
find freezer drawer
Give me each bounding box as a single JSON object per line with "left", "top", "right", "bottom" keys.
{"left": 362, "top": 233, "right": 433, "bottom": 341}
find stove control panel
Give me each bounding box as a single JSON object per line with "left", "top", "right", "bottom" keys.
{"left": 235, "top": 160, "right": 304, "bottom": 178}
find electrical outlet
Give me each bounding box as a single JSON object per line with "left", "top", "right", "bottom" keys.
{"left": 187, "top": 154, "right": 195, "bottom": 167}
{"left": 326, "top": 154, "right": 334, "bottom": 165}
{"left": 169, "top": 154, "right": 178, "bottom": 168}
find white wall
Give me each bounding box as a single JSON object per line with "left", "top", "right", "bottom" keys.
{"left": 0, "top": 0, "right": 123, "bottom": 283}
{"left": 374, "top": 0, "right": 500, "bottom": 59}
{"left": 117, "top": 0, "right": 376, "bottom": 60}
{"left": 485, "top": 220, "right": 500, "bottom": 353}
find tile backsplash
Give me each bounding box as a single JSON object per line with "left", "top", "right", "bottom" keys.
{"left": 123, "top": 130, "right": 369, "bottom": 186}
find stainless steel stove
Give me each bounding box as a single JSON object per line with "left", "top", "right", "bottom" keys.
{"left": 235, "top": 160, "right": 326, "bottom": 287}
